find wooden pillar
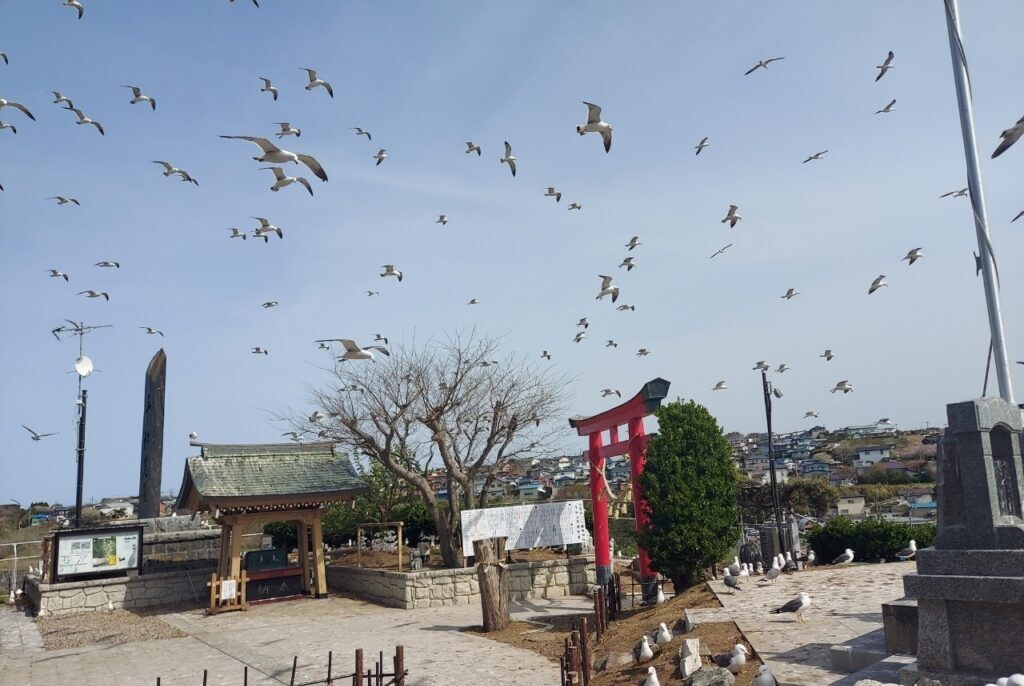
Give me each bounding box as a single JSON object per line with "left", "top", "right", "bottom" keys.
{"left": 229, "top": 520, "right": 243, "bottom": 579}
{"left": 296, "top": 520, "right": 310, "bottom": 594}
{"left": 397, "top": 522, "right": 403, "bottom": 572}
{"left": 311, "top": 515, "right": 327, "bottom": 597}
{"left": 628, "top": 416, "right": 654, "bottom": 583}
{"left": 218, "top": 522, "right": 232, "bottom": 579}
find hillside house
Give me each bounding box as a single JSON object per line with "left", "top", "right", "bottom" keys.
{"left": 832, "top": 495, "right": 867, "bottom": 517}
{"left": 854, "top": 445, "right": 893, "bottom": 472}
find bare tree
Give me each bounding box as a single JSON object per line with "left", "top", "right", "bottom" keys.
{"left": 292, "top": 331, "right": 570, "bottom": 568}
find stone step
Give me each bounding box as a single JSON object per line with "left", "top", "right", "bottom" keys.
{"left": 828, "top": 654, "right": 917, "bottom": 686}
{"left": 829, "top": 628, "right": 888, "bottom": 673}
{"left": 881, "top": 597, "right": 917, "bottom": 656}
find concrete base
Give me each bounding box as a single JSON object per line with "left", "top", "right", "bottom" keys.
{"left": 830, "top": 655, "right": 916, "bottom": 686}
{"left": 829, "top": 628, "right": 888, "bottom": 673}
{"left": 882, "top": 598, "right": 918, "bottom": 655}
{"left": 897, "top": 662, "right": 1019, "bottom": 686}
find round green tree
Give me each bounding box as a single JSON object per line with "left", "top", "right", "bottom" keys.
{"left": 636, "top": 400, "right": 741, "bottom": 591}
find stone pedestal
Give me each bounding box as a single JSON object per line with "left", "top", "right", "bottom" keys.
{"left": 900, "top": 398, "right": 1024, "bottom": 686}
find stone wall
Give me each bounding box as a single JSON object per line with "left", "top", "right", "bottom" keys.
{"left": 326, "top": 557, "right": 596, "bottom": 609}
{"left": 25, "top": 563, "right": 214, "bottom": 617}
{"left": 142, "top": 529, "right": 221, "bottom": 567}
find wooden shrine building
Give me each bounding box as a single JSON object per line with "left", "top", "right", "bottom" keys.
{"left": 175, "top": 442, "right": 367, "bottom": 598}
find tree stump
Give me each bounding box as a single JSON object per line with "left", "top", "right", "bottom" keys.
{"left": 474, "top": 537, "right": 510, "bottom": 632}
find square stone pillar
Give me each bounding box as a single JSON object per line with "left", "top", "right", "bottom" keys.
{"left": 901, "top": 398, "right": 1024, "bottom": 686}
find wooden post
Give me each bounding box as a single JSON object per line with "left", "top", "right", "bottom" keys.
{"left": 354, "top": 648, "right": 363, "bottom": 686}
{"left": 473, "top": 537, "right": 510, "bottom": 632}
{"left": 202, "top": 669, "right": 208, "bottom": 686}
{"left": 289, "top": 656, "right": 297, "bottom": 686}
{"left": 218, "top": 523, "right": 231, "bottom": 579}
{"left": 395, "top": 645, "right": 405, "bottom": 686}
{"left": 378, "top": 650, "right": 384, "bottom": 686}
{"left": 397, "top": 522, "right": 403, "bottom": 572}
{"left": 327, "top": 651, "right": 332, "bottom": 683}
{"left": 356, "top": 527, "right": 363, "bottom": 569}
{"left": 244, "top": 666, "right": 248, "bottom": 686}
{"left": 580, "top": 617, "right": 591, "bottom": 686}
{"left": 229, "top": 522, "right": 243, "bottom": 580}
{"left": 567, "top": 642, "right": 579, "bottom": 686}
{"left": 311, "top": 516, "right": 327, "bottom": 597}
{"left": 560, "top": 655, "right": 567, "bottom": 686}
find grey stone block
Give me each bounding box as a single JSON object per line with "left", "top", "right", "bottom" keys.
{"left": 915, "top": 549, "right": 1024, "bottom": 577}
{"left": 685, "top": 665, "right": 735, "bottom": 686}
{"left": 829, "top": 628, "right": 888, "bottom": 673}
{"left": 882, "top": 598, "right": 918, "bottom": 655}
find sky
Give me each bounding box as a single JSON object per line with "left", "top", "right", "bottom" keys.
{"left": 1, "top": 1, "right": 1021, "bottom": 507}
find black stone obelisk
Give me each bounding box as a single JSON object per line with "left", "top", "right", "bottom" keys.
{"left": 137, "top": 349, "right": 166, "bottom": 520}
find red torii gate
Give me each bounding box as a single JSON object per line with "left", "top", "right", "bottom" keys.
{"left": 569, "top": 378, "right": 670, "bottom": 592}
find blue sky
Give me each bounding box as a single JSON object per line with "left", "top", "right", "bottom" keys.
{"left": 1, "top": 1, "right": 1021, "bottom": 506}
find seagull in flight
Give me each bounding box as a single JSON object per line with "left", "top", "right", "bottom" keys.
{"left": 219, "top": 136, "right": 328, "bottom": 181}
{"left": 139, "top": 326, "right": 164, "bottom": 336}
{"left": 22, "top": 425, "right": 59, "bottom": 441}
{"left": 63, "top": 0, "right": 84, "bottom": 18}
{"left": 573, "top": 331, "right": 586, "bottom": 343}
{"left": 831, "top": 380, "right": 854, "bottom": 394}
{"left": 695, "top": 137, "right": 709, "bottom": 155}
{"left": 95, "top": 260, "right": 119, "bottom": 268}
{"left": 500, "top": 141, "right": 517, "bottom": 176}
{"left": 275, "top": 122, "right": 301, "bottom": 138}
{"left": 464, "top": 141, "right": 480, "bottom": 155}
{"left": 251, "top": 347, "right": 268, "bottom": 355}
{"left": 251, "top": 217, "right": 283, "bottom": 241}
{"left": 301, "top": 68, "right": 333, "bottom": 98}
{"left": 940, "top": 187, "right": 969, "bottom": 198}
{"left": 152, "top": 161, "right": 199, "bottom": 185}
{"left": 365, "top": 290, "right": 379, "bottom": 297}
{"left": 49, "top": 196, "right": 80, "bottom": 205}
{"left": 0, "top": 52, "right": 7, "bottom": 65}
{"left": 69, "top": 108, "right": 104, "bottom": 135}
{"left": 260, "top": 301, "right": 278, "bottom": 309}
{"left": 868, "top": 275, "right": 888, "bottom": 294}
{"left": 371, "top": 149, "right": 389, "bottom": 165}
{"left": 875, "top": 51, "right": 895, "bottom": 81}
{"left": 619, "top": 257, "right": 636, "bottom": 271}
{"left": 1011, "top": 210, "right": 1023, "bottom": 223}
{"left": 436, "top": 215, "right": 448, "bottom": 226}
{"left": 902, "top": 248, "right": 923, "bottom": 265}
{"left": 820, "top": 349, "right": 834, "bottom": 361}
{"left": 606, "top": 340, "right": 618, "bottom": 348}
{"left": 710, "top": 243, "right": 733, "bottom": 259}
{"left": 596, "top": 275, "right": 619, "bottom": 303}
{"left": 744, "top": 57, "right": 785, "bottom": 75}
{"left": 122, "top": 85, "right": 156, "bottom": 110}
{"left": 259, "top": 77, "right": 278, "bottom": 100}
{"left": 616, "top": 304, "right": 635, "bottom": 311}
{"left": 319, "top": 339, "right": 390, "bottom": 362}
{"left": 380, "top": 265, "right": 403, "bottom": 282}
{"left": 577, "top": 101, "right": 612, "bottom": 152}
{"left": 776, "top": 364, "right": 789, "bottom": 373}
{"left": 541, "top": 350, "right": 551, "bottom": 360}
{"left": 48, "top": 269, "right": 69, "bottom": 281}
{"left": 51, "top": 91, "right": 74, "bottom": 108}
{"left": 781, "top": 288, "right": 799, "bottom": 300}
{"left": 467, "top": 298, "right": 479, "bottom": 305}
{"left": 752, "top": 360, "right": 769, "bottom": 371}
{"left": 875, "top": 99, "right": 896, "bottom": 114}
{"left": 228, "top": 228, "right": 246, "bottom": 240}
{"left": 802, "top": 150, "right": 828, "bottom": 163}
{"left": 636, "top": 348, "right": 651, "bottom": 357}
{"left": 349, "top": 127, "right": 371, "bottom": 141}
{"left": 544, "top": 187, "right": 562, "bottom": 202}
{"left": 567, "top": 202, "right": 582, "bottom": 210}
{"left": 78, "top": 290, "right": 109, "bottom": 301}
{"left": 625, "top": 236, "right": 642, "bottom": 251}
{"left": 373, "top": 333, "right": 388, "bottom": 346}
{"left": 804, "top": 411, "right": 819, "bottom": 418}
{"left": 0, "top": 121, "right": 16, "bottom": 135}
{"left": 576, "top": 317, "right": 589, "bottom": 329}
{"left": 0, "top": 98, "right": 35, "bottom": 120}
{"left": 262, "top": 166, "right": 313, "bottom": 195}
{"left": 600, "top": 389, "right": 621, "bottom": 398}
{"left": 991, "top": 114, "right": 1023, "bottom": 158}
{"left": 722, "top": 205, "right": 741, "bottom": 227}
{"left": 713, "top": 381, "right": 727, "bottom": 391}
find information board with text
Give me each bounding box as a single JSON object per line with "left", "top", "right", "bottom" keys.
{"left": 54, "top": 527, "right": 142, "bottom": 580}
{"left": 460, "top": 500, "right": 588, "bottom": 551}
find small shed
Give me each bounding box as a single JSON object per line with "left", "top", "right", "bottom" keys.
{"left": 175, "top": 442, "right": 366, "bottom": 597}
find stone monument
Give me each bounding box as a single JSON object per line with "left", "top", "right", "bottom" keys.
{"left": 137, "top": 349, "right": 166, "bottom": 520}
{"left": 901, "top": 397, "right": 1024, "bottom": 686}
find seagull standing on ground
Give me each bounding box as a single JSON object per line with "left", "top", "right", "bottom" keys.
{"left": 902, "top": 248, "right": 923, "bottom": 265}
{"left": 636, "top": 636, "right": 654, "bottom": 663}
{"left": 868, "top": 275, "right": 888, "bottom": 294}
{"left": 895, "top": 540, "right": 917, "bottom": 561}
{"left": 655, "top": 623, "right": 672, "bottom": 646}
{"left": 712, "top": 644, "right": 748, "bottom": 674}
{"left": 723, "top": 568, "right": 742, "bottom": 594}
{"left": 876, "top": 99, "right": 896, "bottom": 114}
{"left": 991, "top": 114, "right": 1023, "bottom": 158}
{"left": 22, "top": 425, "right": 59, "bottom": 441}
{"left": 695, "top": 136, "right": 709, "bottom": 155}
{"left": 722, "top": 205, "right": 742, "bottom": 227}
{"left": 745, "top": 57, "right": 785, "bottom": 75}
{"left": 875, "top": 51, "right": 895, "bottom": 81}
{"left": 802, "top": 150, "right": 828, "bottom": 163}
{"left": 807, "top": 550, "right": 816, "bottom": 566}
{"left": 301, "top": 68, "right": 333, "bottom": 97}
{"left": 372, "top": 149, "right": 388, "bottom": 165}
{"left": 122, "top": 85, "right": 156, "bottom": 110}
{"left": 643, "top": 666, "right": 661, "bottom": 686}
{"left": 275, "top": 122, "right": 301, "bottom": 138}
{"left": 755, "top": 665, "right": 780, "bottom": 686}
{"left": 259, "top": 77, "right": 278, "bottom": 100}
{"left": 576, "top": 101, "right": 612, "bottom": 152}
{"left": 831, "top": 548, "right": 855, "bottom": 565}
{"left": 220, "top": 136, "right": 328, "bottom": 181}
{"left": 69, "top": 108, "right": 104, "bottom": 135}
{"left": 761, "top": 558, "right": 781, "bottom": 584}
{"left": 831, "top": 380, "right": 854, "bottom": 394}
{"left": 500, "top": 141, "right": 517, "bottom": 176}
{"left": 262, "top": 167, "right": 313, "bottom": 195}
{"left": 771, "top": 592, "right": 811, "bottom": 623}
{"left": 596, "top": 275, "right": 619, "bottom": 303}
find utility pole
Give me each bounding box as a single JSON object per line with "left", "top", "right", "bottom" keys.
{"left": 761, "top": 369, "right": 787, "bottom": 558}
{"left": 942, "top": 0, "right": 1014, "bottom": 403}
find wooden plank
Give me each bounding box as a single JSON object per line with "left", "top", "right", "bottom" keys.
{"left": 229, "top": 522, "right": 243, "bottom": 579}
{"left": 311, "top": 516, "right": 327, "bottom": 597}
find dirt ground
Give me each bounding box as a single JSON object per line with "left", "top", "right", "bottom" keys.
{"left": 469, "top": 582, "right": 761, "bottom": 685}
{"left": 37, "top": 609, "right": 185, "bottom": 650}
{"left": 326, "top": 546, "right": 578, "bottom": 571}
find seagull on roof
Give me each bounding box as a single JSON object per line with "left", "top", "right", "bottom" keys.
{"left": 78, "top": 290, "right": 109, "bottom": 301}
{"left": 712, "top": 644, "right": 748, "bottom": 673}
{"left": 219, "top": 136, "right": 328, "bottom": 181}
{"left": 876, "top": 99, "right": 896, "bottom": 114}
{"left": 49, "top": 196, "right": 80, "bottom": 205}
{"left": 831, "top": 548, "right": 855, "bottom": 565}
{"left": 380, "top": 265, "right": 403, "bottom": 282}
{"left": 544, "top": 187, "right": 562, "bottom": 202}
{"left": 868, "top": 275, "right": 888, "bottom": 294}
{"left": 781, "top": 288, "right": 799, "bottom": 300}
{"left": 940, "top": 188, "right": 969, "bottom": 198}
{"left": 722, "top": 205, "right": 741, "bottom": 227}
{"left": 262, "top": 167, "right": 313, "bottom": 195}
{"left": 500, "top": 141, "right": 517, "bottom": 176}
{"left": 695, "top": 136, "right": 709, "bottom": 155}
{"left": 820, "top": 349, "right": 834, "bottom": 361}
{"left": 600, "top": 389, "right": 621, "bottom": 398}
{"left": 63, "top": 0, "right": 84, "bottom": 18}
{"left": 831, "top": 380, "right": 853, "bottom": 394}
{"left": 776, "top": 364, "right": 789, "bottom": 373}
{"left": 436, "top": 215, "right": 448, "bottom": 226}
{"left": 573, "top": 331, "right": 586, "bottom": 343}
{"left": 228, "top": 228, "right": 246, "bottom": 240}
{"left": 95, "top": 260, "right": 119, "bottom": 268}
{"left": 895, "top": 540, "right": 917, "bottom": 561}
{"left": 625, "top": 236, "right": 642, "bottom": 251}
{"left": 619, "top": 257, "right": 636, "bottom": 271}
{"left": 576, "top": 101, "right": 612, "bottom": 152}
{"left": 875, "top": 51, "right": 895, "bottom": 81}
{"left": 804, "top": 411, "right": 819, "bottom": 418}
{"left": 69, "top": 108, "right": 104, "bottom": 135}
{"left": 275, "top": 122, "right": 300, "bottom": 138}
{"left": 319, "top": 339, "right": 390, "bottom": 362}
{"left": 596, "top": 275, "right": 619, "bottom": 303}
{"left": 48, "top": 269, "right": 69, "bottom": 281}
{"left": 772, "top": 592, "right": 811, "bottom": 623}
{"left": 251, "top": 217, "right": 283, "bottom": 241}
{"left": 0, "top": 121, "right": 16, "bottom": 135}
{"left": 902, "top": 248, "right": 923, "bottom": 265}
{"left": 51, "top": 91, "right": 74, "bottom": 108}
{"left": 301, "top": 68, "right": 333, "bottom": 97}
{"left": 259, "top": 77, "right": 278, "bottom": 100}
{"left": 567, "top": 202, "right": 582, "bottom": 210}
{"left": 991, "top": 114, "right": 1023, "bottom": 158}
{"left": 745, "top": 57, "right": 784, "bottom": 75}
{"left": 260, "top": 301, "right": 278, "bottom": 309}
{"left": 752, "top": 360, "right": 769, "bottom": 371}
{"left": 713, "top": 381, "right": 727, "bottom": 391}
{"left": 709, "top": 243, "right": 733, "bottom": 259}
{"left": 22, "top": 425, "right": 59, "bottom": 441}
{"left": 349, "top": 127, "right": 372, "bottom": 141}
{"left": 139, "top": 326, "right": 163, "bottom": 336}
{"left": 0, "top": 98, "right": 35, "bottom": 121}
{"left": 372, "top": 149, "right": 388, "bottom": 165}
{"left": 122, "top": 85, "right": 156, "bottom": 110}
{"left": 802, "top": 150, "right": 828, "bottom": 163}
{"left": 541, "top": 350, "right": 552, "bottom": 360}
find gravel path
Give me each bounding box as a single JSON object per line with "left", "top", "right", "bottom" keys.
{"left": 37, "top": 609, "right": 185, "bottom": 650}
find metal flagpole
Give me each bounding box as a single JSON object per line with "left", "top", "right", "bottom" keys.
{"left": 942, "top": 0, "right": 1014, "bottom": 403}
{"left": 761, "top": 369, "right": 787, "bottom": 557}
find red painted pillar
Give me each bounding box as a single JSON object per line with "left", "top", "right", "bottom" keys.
{"left": 587, "top": 430, "right": 611, "bottom": 584}
{"left": 628, "top": 417, "right": 654, "bottom": 585}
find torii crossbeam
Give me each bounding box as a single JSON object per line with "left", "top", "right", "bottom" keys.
{"left": 569, "top": 378, "right": 669, "bottom": 592}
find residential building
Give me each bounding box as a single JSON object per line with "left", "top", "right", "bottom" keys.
{"left": 853, "top": 445, "right": 893, "bottom": 472}
{"left": 833, "top": 495, "right": 867, "bottom": 517}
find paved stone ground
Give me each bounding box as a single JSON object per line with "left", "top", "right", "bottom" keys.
{"left": 0, "top": 605, "right": 44, "bottom": 659}
{"left": 0, "top": 594, "right": 593, "bottom": 686}
{"left": 698, "top": 561, "right": 913, "bottom": 686}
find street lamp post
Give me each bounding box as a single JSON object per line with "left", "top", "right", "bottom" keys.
{"left": 760, "top": 369, "right": 788, "bottom": 558}
{"left": 8, "top": 499, "right": 21, "bottom": 532}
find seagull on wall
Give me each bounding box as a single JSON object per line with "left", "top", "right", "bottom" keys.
{"left": 745, "top": 57, "right": 784, "bottom": 75}
{"left": 122, "top": 85, "right": 156, "bottom": 110}
{"left": 875, "top": 51, "right": 895, "bottom": 81}
{"left": 219, "top": 136, "right": 328, "bottom": 181}
{"left": 576, "top": 101, "right": 612, "bottom": 152}
{"left": 500, "top": 141, "right": 517, "bottom": 177}
{"left": 301, "top": 68, "right": 333, "bottom": 98}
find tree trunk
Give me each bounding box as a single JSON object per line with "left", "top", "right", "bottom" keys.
{"left": 430, "top": 505, "right": 462, "bottom": 568}
{"left": 474, "top": 537, "right": 510, "bottom": 632}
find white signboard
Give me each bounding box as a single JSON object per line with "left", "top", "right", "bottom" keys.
{"left": 221, "top": 579, "right": 237, "bottom": 600}
{"left": 56, "top": 529, "right": 140, "bottom": 577}
{"left": 461, "top": 500, "right": 588, "bottom": 552}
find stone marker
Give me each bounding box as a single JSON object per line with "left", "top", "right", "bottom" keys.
{"left": 679, "top": 638, "right": 702, "bottom": 677}
{"left": 901, "top": 397, "right": 1024, "bottom": 686}
{"left": 685, "top": 665, "right": 735, "bottom": 686}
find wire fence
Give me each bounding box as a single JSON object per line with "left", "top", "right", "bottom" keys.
{"left": 0, "top": 540, "right": 44, "bottom": 595}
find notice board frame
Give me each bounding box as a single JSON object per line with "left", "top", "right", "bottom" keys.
{"left": 51, "top": 524, "right": 145, "bottom": 583}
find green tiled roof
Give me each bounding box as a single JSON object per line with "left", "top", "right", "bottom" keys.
{"left": 177, "top": 442, "right": 366, "bottom": 506}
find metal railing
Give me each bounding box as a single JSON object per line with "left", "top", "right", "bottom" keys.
{"left": 1, "top": 540, "right": 44, "bottom": 595}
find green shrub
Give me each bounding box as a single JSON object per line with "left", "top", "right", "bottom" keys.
{"left": 807, "top": 517, "right": 935, "bottom": 563}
